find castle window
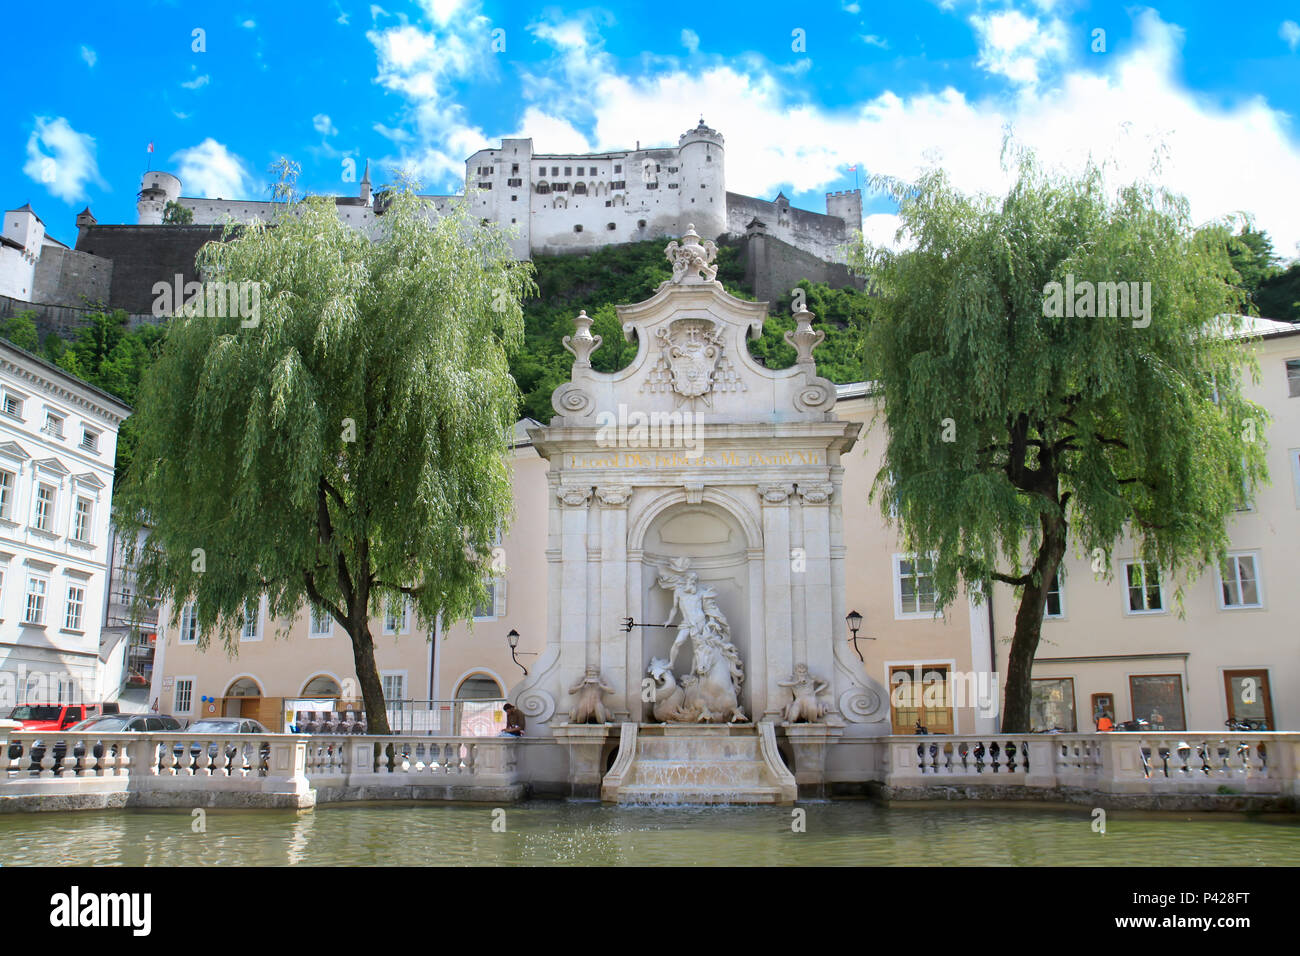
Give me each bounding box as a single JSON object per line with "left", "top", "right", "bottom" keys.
{"left": 667, "top": 166, "right": 678, "bottom": 173}
{"left": 605, "top": 201, "right": 612, "bottom": 207}
{"left": 512, "top": 195, "right": 517, "bottom": 201}
{"left": 668, "top": 183, "right": 678, "bottom": 189}
{"left": 564, "top": 166, "right": 572, "bottom": 176}
{"left": 637, "top": 220, "right": 646, "bottom": 228}
{"left": 511, "top": 164, "right": 519, "bottom": 174}
{"left": 478, "top": 181, "right": 492, "bottom": 189}
{"left": 507, "top": 178, "right": 522, "bottom": 187}
{"left": 614, "top": 164, "right": 622, "bottom": 173}
{"left": 574, "top": 225, "right": 583, "bottom": 233}
{"left": 706, "top": 155, "right": 711, "bottom": 162}
{"left": 576, "top": 167, "right": 584, "bottom": 175}
{"left": 551, "top": 167, "right": 558, "bottom": 176}
{"left": 573, "top": 183, "right": 587, "bottom": 195}
{"left": 607, "top": 223, "right": 616, "bottom": 230}
{"left": 611, "top": 181, "right": 626, "bottom": 191}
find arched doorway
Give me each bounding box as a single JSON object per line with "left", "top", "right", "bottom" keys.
{"left": 223, "top": 676, "right": 262, "bottom": 717}
{"left": 455, "top": 674, "right": 504, "bottom": 735}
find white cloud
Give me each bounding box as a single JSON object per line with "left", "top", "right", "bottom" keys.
{"left": 313, "top": 113, "right": 338, "bottom": 136}
{"left": 681, "top": 29, "right": 700, "bottom": 54}
{"left": 80, "top": 45, "right": 96, "bottom": 67}
{"left": 861, "top": 34, "right": 888, "bottom": 49}
{"left": 843, "top": 2, "right": 860, "bottom": 12}
{"left": 23, "top": 116, "right": 105, "bottom": 202}
{"left": 418, "top": 0, "right": 467, "bottom": 27}
{"left": 171, "top": 139, "right": 254, "bottom": 198}
{"left": 182, "top": 74, "right": 210, "bottom": 90}
{"left": 242, "top": 19, "right": 256, "bottom": 29}
{"left": 1282, "top": 20, "right": 1300, "bottom": 52}
{"left": 970, "top": 9, "right": 1067, "bottom": 87}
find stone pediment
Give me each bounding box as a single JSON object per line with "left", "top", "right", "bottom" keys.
{"left": 551, "top": 226, "right": 837, "bottom": 425}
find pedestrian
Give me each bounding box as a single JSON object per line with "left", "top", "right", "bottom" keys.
{"left": 499, "top": 702, "right": 525, "bottom": 737}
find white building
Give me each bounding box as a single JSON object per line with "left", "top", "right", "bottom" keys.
{"left": 0, "top": 339, "right": 131, "bottom": 708}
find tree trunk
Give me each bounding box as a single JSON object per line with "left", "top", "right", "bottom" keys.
{"left": 345, "top": 620, "right": 391, "bottom": 736}
{"left": 1001, "top": 511, "right": 1068, "bottom": 733}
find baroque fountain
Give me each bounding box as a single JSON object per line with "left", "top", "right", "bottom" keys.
{"left": 508, "top": 226, "right": 871, "bottom": 803}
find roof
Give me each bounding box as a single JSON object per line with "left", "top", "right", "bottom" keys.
{"left": 1229, "top": 314, "right": 1300, "bottom": 341}
{"left": 511, "top": 417, "right": 542, "bottom": 447}
{"left": 6, "top": 202, "right": 45, "bottom": 225}
{"left": 0, "top": 339, "right": 133, "bottom": 416}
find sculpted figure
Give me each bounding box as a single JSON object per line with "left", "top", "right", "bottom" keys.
{"left": 654, "top": 558, "right": 746, "bottom": 723}
{"left": 778, "top": 664, "right": 829, "bottom": 723}
{"left": 567, "top": 666, "right": 615, "bottom": 724}
{"left": 647, "top": 657, "right": 694, "bottom": 722}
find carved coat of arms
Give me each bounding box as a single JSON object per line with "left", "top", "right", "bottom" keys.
{"left": 643, "top": 319, "right": 744, "bottom": 405}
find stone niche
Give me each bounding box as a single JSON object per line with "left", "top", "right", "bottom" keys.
{"left": 510, "top": 226, "right": 867, "bottom": 798}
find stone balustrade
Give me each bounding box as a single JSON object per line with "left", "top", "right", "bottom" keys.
{"left": 876, "top": 732, "right": 1300, "bottom": 807}
{"left": 0, "top": 731, "right": 522, "bottom": 811}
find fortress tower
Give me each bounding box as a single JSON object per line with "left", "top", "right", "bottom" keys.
{"left": 826, "top": 189, "right": 862, "bottom": 234}
{"left": 677, "top": 118, "right": 726, "bottom": 240}
{"left": 136, "top": 171, "right": 181, "bottom": 225}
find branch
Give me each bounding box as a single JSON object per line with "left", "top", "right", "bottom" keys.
{"left": 1093, "top": 433, "right": 1129, "bottom": 450}
{"left": 992, "top": 571, "right": 1033, "bottom": 586}
{"left": 373, "top": 581, "right": 424, "bottom": 597}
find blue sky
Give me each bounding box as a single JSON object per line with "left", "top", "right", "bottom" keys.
{"left": 7, "top": 1, "right": 1300, "bottom": 254}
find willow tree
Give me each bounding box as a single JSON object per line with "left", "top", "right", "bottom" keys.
{"left": 851, "top": 155, "right": 1268, "bottom": 732}
{"left": 117, "top": 185, "right": 532, "bottom": 733}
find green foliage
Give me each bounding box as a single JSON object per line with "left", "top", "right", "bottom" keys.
{"left": 0, "top": 311, "right": 40, "bottom": 351}
{"left": 162, "top": 200, "right": 194, "bottom": 225}
{"left": 851, "top": 153, "right": 1267, "bottom": 730}
{"left": 115, "top": 188, "right": 533, "bottom": 676}
{"left": 1255, "top": 262, "right": 1300, "bottom": 322}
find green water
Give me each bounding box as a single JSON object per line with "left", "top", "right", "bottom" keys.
{"left": 1, "top": 801, "right": 1297, "bottom": 866}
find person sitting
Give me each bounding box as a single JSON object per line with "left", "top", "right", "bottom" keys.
{"left": 499, "top": 702, "right": 525, "bottom": 737}
{"left": 1096, "top": 711, "right": 1114, "bottom": 732}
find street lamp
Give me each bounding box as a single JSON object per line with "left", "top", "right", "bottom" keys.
{"left": 846, "top": 610, "right": 868, "bottom": 663}
{"left": 507, "top": 628, "right": 528, "bottom": 676}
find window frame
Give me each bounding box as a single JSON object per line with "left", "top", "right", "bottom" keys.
{"left": 1286, "top": 357, "right": 1300, "bottom": 398}
{"left": 239, "top": 598, "right": 261, "bottom": 641}
{"left": 64, "top": 583, "right": 85, "bottom": 631}
{"left": 24, "top": 573, "right": 49, "bottom": 625}
{"left": 1216, "top": 551, "right": 1264, "bottom": 610}
{"left": 309, "top": 603, "right": 333, "bottom": 638}
{"left": 1044, "top": 570, "right": 1065, "bottom": 620}
{"left": 178, "top": 602, "right": 198, "bottom": 643}
{"left": 0, "top": 468, "right": 13, "bottom": 521}
{"left": 32, "top": 482, "right": 55, "bottom": 533}
{"left": 173, "top": 677, "right": 195, "bottom": 716}
{"left": 1121, "top": 559, "right": 1166, "bottom": 615}
{"left": 892, "top": 552, "right": 939, "bottom": 620}
{"left": 72, "top": 495, "right": 93, "bottom": 543}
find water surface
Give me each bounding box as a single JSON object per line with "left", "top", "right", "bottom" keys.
{"left": 1, "top": 801, "right": 1296, "bottom": 866}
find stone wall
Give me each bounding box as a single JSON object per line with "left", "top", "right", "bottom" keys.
{"left": 729, "top": 230, "right": 865, "bottom": 308}
{"left": 75, "top": 224, "right": 227, "bottom": 314}
{"left": 0, "top": 294, "right": 153, "bottom": 341}
{"left": 31, "top": 246, "right": 112, "bottom": 308}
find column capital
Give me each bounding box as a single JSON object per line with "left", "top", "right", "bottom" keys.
{"left": 797, "top": 481, "right": 834, "bottom": 505}
{"left": 557, "top": 485, "right": 592, "bottom": 508}
{"left": 596, "top": 484, "right": 632, "bottom": 507}
{"left": 758, "top": 482, "right": 794, "bottom": 505}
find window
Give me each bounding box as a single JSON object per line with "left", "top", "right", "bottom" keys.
{"left": 33, "top": 483, "right": 54, "bottom": 532}
{"left": 1219, "top": 552, "right": 1262, "bottom": 608}
{"left": 25, "top": 575, "right": 47, "bottom": 624}
{"left": 310, "top": 604, "right": 332, "bottom": 637}
{"left": 564, "top": 166, "right": 571, "bottom": 175}
{"left": 0, "top": 469, "right": 12, "bottom": 520}
{"left": 1, "top": 391, "right": 22, "bottom": 418}
{"left": 550, "top": 166, "right": 558, "bottom": 176}
{"left": 1030, "top": 678, "right": 1077, "bottom": 732}
{"left": 1129, "top": 674, "right": 1186, "bottom": 731}
{"left": 64, "top": 584, "right": 85, "bottom": 630}
{"left": 179, "top": 603, "right": 198, "bottom": 642}
{"left": 174, "top": 678, "right": 194, "bottom": 715}
{"left": 573, "top": 224, "right": 583, "bottom": 233}
{"left": 607, "top": 222, "right": 616, "bottom": 230}
{"left": 894, "top": 554, "right": 937, "bottom": 618}
{"left": 1044, "top": 571, "right": 1064, "bottom": 618}
{"left": 381, "top": 673, "right": 405, "bottom": 703}
{"left": 383, "top": 598, "right": 407, "bottom": 634}
{"left": 576, "top": 166, "right": 584, "bottom": 175}
{"left": 43, "top": 412, "right": 64, "bottom": 439}
{"left": 240, "top": 600, "right": 259, "bottom": 640}
{"left": 80, "top": 428, "right": 99, "bottom": 452}
{"left": 1123, "top": 561, "right": 1164, "bottom": 613}
{"left": 614, "top": 164, "right": 622, "bottom": 173}
{"left": 72, "top": 497, "right": 92, "bottom": 542}
{"left": 1287, "top": 358, "right": 1300, "bottom": 398}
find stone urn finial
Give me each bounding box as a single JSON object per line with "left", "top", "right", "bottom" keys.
{"left": 562, "top": 309, "right": 602, "bottom": 367}
{"left": 664, "top": 226, "right": 718, "bottom": 283}
{"left": 784, "top": 307, "right": 824, "bottom": 364}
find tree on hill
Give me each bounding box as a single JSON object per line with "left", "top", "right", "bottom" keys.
{"left": 0, "top": 311, "right": 41, "bottom": 352}
{"left": 162, "top": 200, "right": 194, "bottom": 225}
{"left": 850, "top": 155, "right": 1267, "bottom": 733}
{"left": 115, "top": 184, "right": 533, "bottom": 734}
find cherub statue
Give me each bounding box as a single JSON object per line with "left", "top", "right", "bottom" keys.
{"left": 568, "top": 666, "right": 615, "bottom": 724}
{"left": 778, "top": 664, "right": 829, "bottom": 723}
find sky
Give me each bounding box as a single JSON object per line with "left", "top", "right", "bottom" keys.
{"left": 5, "top": 0, "right": 1300, "bottom": 256}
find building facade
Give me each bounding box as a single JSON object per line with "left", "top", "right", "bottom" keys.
{"left": 0, "top": 340, "right": 131, "bottom": 708}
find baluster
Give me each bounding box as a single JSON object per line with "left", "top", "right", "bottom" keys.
{"left": 942, "top": 742, "right": 953, "bottom": 773}
{"left": 1156, "top": 741, "right": 1171, "bottom": 778}
{"left": 1256, "top": 740, "right": 1269, "bottom": 776}
{"left": 1004, "top": 741, "right": 1017, "bottom": 774}
{"left": 989, "top": 741, "right": 1001, "bottom": 773}
{"left": 957, "top": 741, "right": 969, "bottom": 773}
{"left": 1137, "top": 740, "right": 1152, "bottom": 780}
{"left": 464, "top": 742, "right": 476, "bottom": 777}
{"left": 196, "top": 742, "right": 213, "bottom": 776}
{"left": 973, "top": 741, "right": 985, "bottom": 773}
{"left": 928, "top": 741, "right": 939, "bottom": 773}
{"left": 1215, "top": 740, "right": 1231, "bottom": 776}
{"left": 915, "top": 741, "right": 925, "bottom": 773}
{"left": 1020, "top": 740, "right": 1030, "bottom": 774}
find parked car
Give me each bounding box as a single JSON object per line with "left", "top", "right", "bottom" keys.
{"left": 173, "top": 718, "right": 272, "bottom": 773}
{"left": 9, "top": 713, "right": 182, "bottom": 768}
{"left": 6, "top": 702, "right": 118, "bottom": 734}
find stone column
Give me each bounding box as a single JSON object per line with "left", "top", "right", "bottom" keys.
{"left": 556, "top": 485, "right": 592, "bottom": 680}
{"left": 759, "top": 483, "right": 794, "bottom": 720}
{"left": 596, "top": 485, "right": 631, "bottom": 719}
{"left": 798, "top": 482, "right": 835, "bottom": 693}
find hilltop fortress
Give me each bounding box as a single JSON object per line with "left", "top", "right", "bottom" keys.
{"left": 2, "top": 120, "right": 863, "bottom": 335}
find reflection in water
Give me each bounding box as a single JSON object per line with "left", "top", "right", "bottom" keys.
{"left": 0, "top": 801, "right": 1296, "bottom": 867}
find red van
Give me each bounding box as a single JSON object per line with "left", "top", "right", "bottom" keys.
{"left": 6, "top": 702, "right": 118, "bottom": 733}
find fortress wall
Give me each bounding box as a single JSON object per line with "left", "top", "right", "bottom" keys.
{"left": 729, "top": 230, "right": 864, "bottom": 310}
{"left": 75, "top": 224, "right": 227, "bottom": 314}
{"left": 727, "top": 193, "right": 850, "bottom": 263}
{"left": 31, "top": 246, "right": 112, "bottom": 308}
